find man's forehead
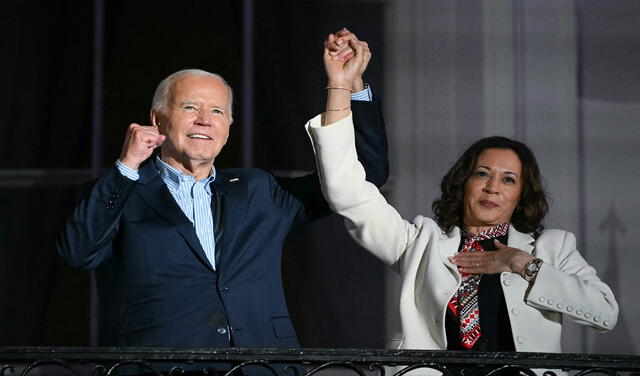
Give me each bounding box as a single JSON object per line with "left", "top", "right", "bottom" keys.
{"left": 169, "top": 75, "right": 229, "bottom": 101}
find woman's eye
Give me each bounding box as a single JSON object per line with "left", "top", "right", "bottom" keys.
{"left": 503, "top": 177, "right": 516, "bottom": 184}
{"left": 475, "top": 171, "right": 489, "bottom": 178}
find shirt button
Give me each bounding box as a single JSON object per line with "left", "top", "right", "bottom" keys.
{"left": 511, "top": 308, "right": 520, "bottom": 316}
{"left": 576, "top": 309, "right": 584, "bottom": 315}
{"left": 516, "top": 336, "right": 526, "bottom": 344}
{"left": 221, "top": 286, "right": 230, "bottom": 292}
{"left": 594, "top": 316, "right": 601, "bottom": 322}
{"left": 557, "top": 303, "right": 564, "bottom": 310}
{"left": 604, "top": 320, "right": 610, "bottom": 327}
{"left": 567, "top": 306, "right": 574, "bottom": 312}
{"left": 585, "top": 312, "right": 592, "bottom": 319}
{"left": 217, "top": 327, "right": 227, "bottom": 335}
{"left": 539, "top": 296, "right": 545, "bottom": 303}
{"left": 547, "top": 298, "right": 556, "bottom": 306}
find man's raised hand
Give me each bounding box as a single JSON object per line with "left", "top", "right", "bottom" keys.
{"left": 119, "top": 123, "right": 166, "bottom": 170}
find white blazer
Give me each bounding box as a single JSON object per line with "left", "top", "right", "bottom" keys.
{"left": 307, "top": 114, "right": 618, "bottom": 353}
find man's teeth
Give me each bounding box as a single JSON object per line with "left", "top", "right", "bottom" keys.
{"left": 188, "top": 134, "right": 211, "bottom": 139}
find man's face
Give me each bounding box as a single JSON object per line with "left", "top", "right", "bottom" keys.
{"left": 153, "top": 75, "right": 232, "bottom": 169}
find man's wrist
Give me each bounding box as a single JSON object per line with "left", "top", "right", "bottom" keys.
{"left": 116, "top": 159, "right": 140, "bottom": 181}
{"left": 352, "top": 78, "right": 365, "bottom": 92}
{"left": 351, "top": 83, "right": 372, "bottom": 102}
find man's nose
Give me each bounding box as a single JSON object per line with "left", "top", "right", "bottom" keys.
{"left": 195, "top": 110, "right": 213, "bottom": 126}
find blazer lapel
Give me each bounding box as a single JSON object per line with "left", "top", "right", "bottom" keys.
{"left": 136, "top": 161, "right": 215, "bottom": 272}
{"left": 439, "top": 226, "right": 463, "bottom": 283}
{"left": 507, "top": 225, "right": 535, "bottom": 254}
{"left": 210, "top": 171, "right": 249, "bottom": 272}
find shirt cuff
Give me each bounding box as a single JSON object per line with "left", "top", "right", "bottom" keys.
{"left": 351, "top": 83, "right": 372, "bottom": 102}
{"left": 116, "top": 160, "right": 140, "bottom": 181}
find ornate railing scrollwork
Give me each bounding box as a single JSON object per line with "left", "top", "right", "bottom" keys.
{"left": 0, "top": 348, "right": 638, "bottom": 376}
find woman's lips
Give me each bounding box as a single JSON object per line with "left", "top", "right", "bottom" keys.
{"left": 480, "top": 200, "right": 499, "bottom": 208}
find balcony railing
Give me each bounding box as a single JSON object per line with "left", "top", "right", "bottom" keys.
{"left": 1, "top": 347, "right": 639, "bottom": 376}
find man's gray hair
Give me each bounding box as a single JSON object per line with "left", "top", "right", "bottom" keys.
{"left": 151, "top": 69, "right": 234, "bottom": 118}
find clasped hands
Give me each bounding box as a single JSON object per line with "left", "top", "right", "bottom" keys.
{"left": 449, "top": 239, "right": 535, "bottom": 277}
{"left": 323, "top": 28, "right": 371, "bottom": 92}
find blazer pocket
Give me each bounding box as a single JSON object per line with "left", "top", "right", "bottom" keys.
{"left": 271, "top": 316, "right": 296, "bottom": 338}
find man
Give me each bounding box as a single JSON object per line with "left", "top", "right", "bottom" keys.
{"left": 57, "top": 31, "right": 387, "bottom": 351}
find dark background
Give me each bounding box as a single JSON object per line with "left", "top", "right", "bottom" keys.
{"left": 0, "top": 0, "right": 387, "bottom": 347}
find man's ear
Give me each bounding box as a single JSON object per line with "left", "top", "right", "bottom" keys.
{"left": 150, "top": 109, "right": 160, "bottom": 129}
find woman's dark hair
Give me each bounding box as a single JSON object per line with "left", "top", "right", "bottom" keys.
{"left": 432, "top": 136, "right": 549, "bottom": 237}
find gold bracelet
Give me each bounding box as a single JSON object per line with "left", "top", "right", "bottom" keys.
{"left": 325, "top": 86, "right": 353, "bottom": 93}
{"left": 326, "top": 105, "right": 351, "bottom": 112}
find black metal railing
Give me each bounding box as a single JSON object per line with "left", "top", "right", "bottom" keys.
{"left": 1, "top": 348, "right": 639, "bottom": 376}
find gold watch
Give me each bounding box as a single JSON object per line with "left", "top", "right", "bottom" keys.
{"left": 522, "top": 258, "right": 543, "bottom": 282}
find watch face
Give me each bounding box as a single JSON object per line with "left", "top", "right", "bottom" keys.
{"left": 527, "top": 261, "right": 540, "bottom": 273}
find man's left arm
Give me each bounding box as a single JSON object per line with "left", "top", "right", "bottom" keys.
{"left": 352, "top": 91, "right": 388, "bottom": 187}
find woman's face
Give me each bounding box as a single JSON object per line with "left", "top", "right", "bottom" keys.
{"left": 462, "top": 148, "right": 523, "bottom": 232}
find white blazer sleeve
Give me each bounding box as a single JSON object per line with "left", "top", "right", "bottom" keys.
{"left": 526, "top": 230, "right": 619, "bottom": 332}
{"left": 306, "top": 114, "right": 419, "bottom": 269}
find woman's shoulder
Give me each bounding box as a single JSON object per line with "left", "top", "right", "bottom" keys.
{"left": 535, "top": 228, "right": 578, "bottom": 253}
{"left": 537, "top": 228, "right": 575, "bottom": 241}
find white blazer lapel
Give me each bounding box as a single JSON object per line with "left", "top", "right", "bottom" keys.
{"left": 439, "top": 226, "right": 462, "bottom": 282}
{"left": 507, "top": 225, "right": 535, "bottom": 254}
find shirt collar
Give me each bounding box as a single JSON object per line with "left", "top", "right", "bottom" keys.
{"left": 154, "top": 156, "right": 216, "bottom": 192}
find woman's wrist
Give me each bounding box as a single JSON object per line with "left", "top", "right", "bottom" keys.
{"left": 510, "top": 252, "right": 535, "bottom": 275}
{"left": 326, "top": 80, "right": 354, "bottom": 89}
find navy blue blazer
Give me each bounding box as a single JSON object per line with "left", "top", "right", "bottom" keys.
{"left": 57, "top": 99, "right": 388, "bottom": 348}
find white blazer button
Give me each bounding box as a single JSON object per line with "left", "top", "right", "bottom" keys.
{"left": 517, "top": 336, "right": 526, "bottom": 344}
{"left": 511, "top": 308, "right": 520, "bottom": 316}
{"left": 503, "top": 279, "right": 512, "bottom": 286}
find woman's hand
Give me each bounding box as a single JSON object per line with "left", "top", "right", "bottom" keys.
{"left": 449, "top": 239, "right": 535, "bottom": 276}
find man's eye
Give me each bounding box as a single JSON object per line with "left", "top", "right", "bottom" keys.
{"left": 184, "top": 105, "right": 196, "bottom": 110}
{"left": 212, "top": 109, "right": 223, "bottom": 115}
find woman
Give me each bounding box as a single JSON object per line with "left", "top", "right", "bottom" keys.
{"left": 309, "top": 36, "right": 618, "bottom": 353}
